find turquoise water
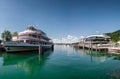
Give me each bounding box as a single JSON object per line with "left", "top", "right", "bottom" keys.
{"left": 0, "top": 45, "right": 120, "bottom": 79}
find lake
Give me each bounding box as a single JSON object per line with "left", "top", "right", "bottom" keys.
{"left": 0, "top": 45, "right": 120, "bottom": 79}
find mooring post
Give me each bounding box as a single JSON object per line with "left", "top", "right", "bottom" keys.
{"left": 39, "top": 45, "right": 42, "bottom": 55}
{"left": 83, "top": 42, "right": 85, "bottom": 50}
{"left": 51, "top": 44, "right": 54, "bottom": 50}
{"left": 90, "top": 41, "right": 92, "bottom": 50}
{"left": 96, "top": 44, "right": 97, "bottom": 51}
{"left": 89, "top": 43, "right": 90, "bottom": 50}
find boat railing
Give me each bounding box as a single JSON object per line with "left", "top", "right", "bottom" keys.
{"left": 19, "top": 36, "right": 39, "bottom": 40}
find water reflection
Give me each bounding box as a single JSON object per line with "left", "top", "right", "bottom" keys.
{"left": 107, "top": 63, "right": 120, "bottom": 79}
{"left": 54, "top": 45, "right": 120, "bottom": 79}
{"left": 0, "top": 45, "right": 120, "bottom": 79}
{"left": 113, "top": 55, "right": 120, "bottom": 60}
{"left": 2, "top": 50, "right": 53, "bottom": 74}
{"left": 0, "top": 53, "right": 4, "bottom": 66}
{"left": 73, "top": 45, "right": 112, "bottom": 63}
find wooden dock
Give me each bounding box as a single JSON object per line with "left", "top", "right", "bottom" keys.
{"left": 73, "top": 42, "right": 120, "bottom": 54}
{"left": 76, "top": 43, "right": 108, "bottom": 52}
{"left": 108, "top": 47, "right": 120, "bottom": 53}
{"left": 73, "top": 42, "right": 119, "bottom": 52}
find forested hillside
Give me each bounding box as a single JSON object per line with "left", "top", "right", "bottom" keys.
{"left": 106, "top": 30, "right": 120, "bottom": 43}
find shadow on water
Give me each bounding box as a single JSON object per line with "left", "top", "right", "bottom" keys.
{"left": 2, "top": 49, "right": 53, "bottom": 75}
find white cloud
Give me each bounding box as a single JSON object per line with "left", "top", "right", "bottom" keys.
{"left": 52, "top": 39, "right": 61, "bottom": 43}
{"left": 52, "top": 35, "right": 79, "bottom": 43}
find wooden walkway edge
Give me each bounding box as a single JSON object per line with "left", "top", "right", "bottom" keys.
{"left": 73, "top": 43, "right": 120, "bottom": 54}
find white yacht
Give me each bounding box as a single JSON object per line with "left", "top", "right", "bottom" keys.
{"left": 3, "top": 25, "right": 53, "bottom": 52}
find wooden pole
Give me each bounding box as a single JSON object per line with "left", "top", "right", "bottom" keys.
{"left": 83, "top": 42, "right": 85, "bottom": 50}
{"left": 96, "top": 44, "right": 97, "bottom": 51}
{"left": 90, "top": 40, "right": 92, "bottom": 50}
{"left": 39, "top": 45, "right": 42, "bottom": 55}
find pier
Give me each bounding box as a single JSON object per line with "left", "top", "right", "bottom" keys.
{"left": 71, "top": 34, "right": 120, "bottom": 54}
{"left": 73, "top": 43, "right": 108, "bottom": 52}
{"left": 108, "top": 47, "right": 120, "bottom": 54}
{"left": 73, "top": 42, "right": 120, "bottom": 54}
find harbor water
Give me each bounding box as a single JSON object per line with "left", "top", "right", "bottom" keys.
{"left": 0, "top": 45, "right": 120, "bottom": 79}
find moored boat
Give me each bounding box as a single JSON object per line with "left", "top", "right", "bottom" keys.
{"left": 3, "top": 25, "right": 54, "bottom": 52}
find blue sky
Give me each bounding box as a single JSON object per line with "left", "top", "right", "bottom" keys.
{"left": 0, "top": 0, "right": 120, "bottom": 39}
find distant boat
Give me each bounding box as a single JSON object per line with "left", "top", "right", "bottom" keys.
{"left": 3, "top": 25, "right": 54, "bottom": 52}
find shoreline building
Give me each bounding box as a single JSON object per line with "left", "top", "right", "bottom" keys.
{"left": 83, "top": 34, "right": 110, "bottom": 44}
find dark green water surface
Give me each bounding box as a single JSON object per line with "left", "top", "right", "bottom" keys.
{"left": 0, "top": 45, "right": 120, "bottom": 79}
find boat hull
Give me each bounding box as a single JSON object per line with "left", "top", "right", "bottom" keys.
{"left": 5, "top": 46, "right": 39, "bottom": 52}
{"left": 5, "top": 45, "right": 53, "bottom": 52}
{"left": 3, "top": 41, "right": 53, "bottom": 52}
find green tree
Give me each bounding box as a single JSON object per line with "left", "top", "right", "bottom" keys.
{"left": 1, "top": 30, "right": 12, "bottom": 41}
{"left": 106, "top": 30, "right": 120, "bottom": 43}
{"left": 12, "top": 32, "right": 18, "bottom": 37}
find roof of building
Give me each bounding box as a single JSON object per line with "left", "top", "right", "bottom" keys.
{"left": 86, "top": 34, "right": 110, "bottom": 39}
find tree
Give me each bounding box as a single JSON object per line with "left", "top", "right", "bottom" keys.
{"left": 106, "top": 30, "right": 120, "bottom": 43}
{"left": 1, "top": 30, "right": 12, "bottom": 41}
{"left": 12, "top": 32, "right": 18, "bottom": 37}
